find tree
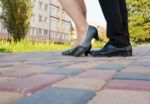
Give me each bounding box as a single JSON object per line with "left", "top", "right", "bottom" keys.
{"left": 0, "top": 0, "right": 33, "bottom": 42}
{"left": 127, "top": 0, "right": 150, "bottom": 42}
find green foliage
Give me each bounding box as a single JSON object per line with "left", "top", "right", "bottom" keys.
{"left": 92, "top": 41, "right": 105, "bottom": 49}
{"left": 127, "top": 0, "right": 150, "bottom": 42}
{"left": 0, "top": 0, "right": 33, "bottom": 42}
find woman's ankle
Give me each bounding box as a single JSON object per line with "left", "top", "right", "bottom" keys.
{"left": 71, "top": 39, "right": 81, "bottom": 48}
{"left": 77, "top": 24, "right": 89, "bottom": 34}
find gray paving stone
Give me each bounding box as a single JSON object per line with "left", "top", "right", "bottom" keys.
{"left": 131, "top": 60, "right": 150, "bottom": 66}
{"left": 75, "top": 70, "right": 117, "bottom": 81}
{"left": 0, "top": 63, "right": 13, "bottom": 68}
{"left": 93, "top": 63, "right": 126, "bottom": 71}
{"left": 14, "top": 87, "right": 95, "bottom": 104}
{"left": 113, "top": 72, "right": 150, "bottom": 81}
{"left": 51, "top": 62, "right": 78, "bottom": 67}
{"left": 147, "top": 52, "right": 150, "bottom": 56}
{"left": 64, "top": 61, "right": 106, "bottom": 70}
{"left": 45, "top": 68, "right": 85, "bottom": 76}
{"left": 133, "top": 46, "right": 150, "bottom": 56}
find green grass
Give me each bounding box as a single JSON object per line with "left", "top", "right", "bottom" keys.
{"left": 0, "top": 40, "right": 139, "bottom": 53}
{"left": 0, "top": 40, "right": 105, "bottom": 53}
{"left": 0, "top": 40, "right": 71, "bottom": 53}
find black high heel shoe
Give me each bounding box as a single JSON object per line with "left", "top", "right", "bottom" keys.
{"left": 61, "top": 46, "right": 80, "bottom": 56}
{"left": 84, "top": 45, "right": 92, "bottom": 56}
{"left": 74, "top": 25, "right": 99, "bottom": 57}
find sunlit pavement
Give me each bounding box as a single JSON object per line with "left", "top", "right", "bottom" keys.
{"left": 0, "top": 46, "right": 150, "bottom": 104}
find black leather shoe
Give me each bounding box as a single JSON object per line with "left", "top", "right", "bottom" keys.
{"left": 61, "top": 46, "right": 80, "bottom": 56}
{"left": 89, "top": 42, "right": 132, "bottom": 57}
{"left": 74, "top": 25, "right": 99, "bottom": 57}
{"left": 74, "top": 45, "right": 92, "bottom": 57}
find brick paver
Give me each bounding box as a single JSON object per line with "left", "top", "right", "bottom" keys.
{"left": 14, "top": 87, "right": 95, "bottom": 104}
{"left": 0, "top": 91, "right": 24, "bottom": 104}
{"left": 45, "top": 68, "right": 85, "bottom": 76}
{"left": 113, "top": 72, "right": 150, "bottom": 81}
{"left": 93, "top": 62, "right": 126, "bottom": 71}
{"left": 122, "top": 66, "right": 150, "bottom": 74}
{"left": 0, "top": 77, "right": 16, "bottom": 83}
{"left": 75, "top": 70, "right": 117, "bottom": 81}
{"left": 0, "top": 66, "right": 17, "bottom": 73}
{"left": 131, "top": 60, "right": 150, "bottom": 66}
{"left": 0, "top": 63, "right": 13, "bottom": 68}
{"left": 0, "top": 74, "right": 66, "bottom": 94}
{"left": 88, "top": 89, "right": 150, "bottom": 104}
{"left": 106, "top": 80, "right": 150, "bottom": 91}
{"left": 0, "top": 46, "right": 150, "bottom": 104}
{"left": 52, "top": 78, "right": 106, "bottom": 91}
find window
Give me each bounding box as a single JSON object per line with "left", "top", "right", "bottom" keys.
{"left": 39, "top": 2, "right": 43, "bottom": 9}
{"left": 44, "top": 17, "right": 48, "bottom": 23}
{"left": 37, "top": 28, "right": 42, "bottom": 36}
{"left": 45, "top": 4, "right": 48, "bottom": 11}
{"left": 44, "top": 29, "right": 48, "bottom": 36}
{"left": 39, "top": 15, "right": 42, "bottom": 22}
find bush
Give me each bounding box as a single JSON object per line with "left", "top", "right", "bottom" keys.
{"left": 127, "top": 0, "right": 150, "bottom": 43}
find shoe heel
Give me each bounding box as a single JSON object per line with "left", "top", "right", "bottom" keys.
{"left": 84, "top": 51, "right": 89, "bottom": 56}
{"left": 119, "top": 51, "right": 132, "bottom": 57}
{"left": 84, "top": 45, "right": 92, "bottom": 56}
{"left": 93, "top": 30, "right": 100, "bottom": 41}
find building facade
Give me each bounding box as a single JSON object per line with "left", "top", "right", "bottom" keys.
{"left": 0, "top": 0, "right": 72, "bottom": 43}
{"left": 49, "top": 0, "right": 72, "bottom": 43}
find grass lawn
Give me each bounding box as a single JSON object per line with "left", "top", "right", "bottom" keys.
{"left": 0, "top": 40, "right": 105, "bottom": 53}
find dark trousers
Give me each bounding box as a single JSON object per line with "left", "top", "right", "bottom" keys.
{"left": 98, "top": 0, "right": 130, "bottom": 47}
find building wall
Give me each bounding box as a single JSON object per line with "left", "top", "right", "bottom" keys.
{"left": 49, "top": 0, "right": 72, "bottom": 43}
{"left": 0, "top": 0, "right": 72, "bottom": 43}
{"left": 28, "top": 0, "right": 50, "bottom": 41}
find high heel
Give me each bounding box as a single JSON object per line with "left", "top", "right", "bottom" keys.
{"left": 84, "top": 45, "right": 92, "bottom": 56}
{"left": 74, "top": 25, "right": 99, "bottom": 57}
{"left": 61, "top": 46, "right": 79, "bottom": 56}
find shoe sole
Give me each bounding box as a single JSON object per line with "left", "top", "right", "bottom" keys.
{"left": 93, "top": 51, "right": 132, "bottom": 57}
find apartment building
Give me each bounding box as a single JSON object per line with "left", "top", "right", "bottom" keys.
{"left": 49, "top": 0, "right": 72, "bottom": 43}
{"left": 0, "top": 0, "right": 72, "bottom": 43}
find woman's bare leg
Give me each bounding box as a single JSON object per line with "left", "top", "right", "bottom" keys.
{"left": 78, "top": 0, "right": 87, "bottom": 18}
{"left": 59, "top": 0, "right": 88, "bottom": 47}
{"left": 75, "top": 0, "right": 87, "bottom": 46}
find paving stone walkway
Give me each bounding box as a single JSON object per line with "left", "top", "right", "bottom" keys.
{"left": 0, "top": 46, "right": 150, "bottom": 104}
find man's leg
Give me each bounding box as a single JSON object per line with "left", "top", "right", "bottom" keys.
{"left": 99, "top": 0, "right": 130, "bottom": 47}
{"left": 119, "top": 0, "right": 130, "bottom": 45}
{"left": 89, "top": 0, "right": 132, "bottom": 57}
